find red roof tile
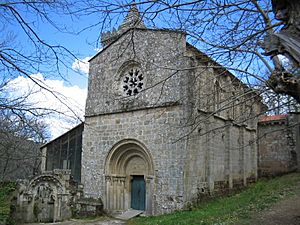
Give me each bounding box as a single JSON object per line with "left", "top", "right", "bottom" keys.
{"left": 259, "top": 114, "right": 288, "bottom": 122}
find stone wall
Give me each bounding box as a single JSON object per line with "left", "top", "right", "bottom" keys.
{"left": 182, "top": 44, "right": 260, "bottom": 204}
{"left": 258, "top": 114, "right": 299, "bottom": 176}
{"left": 185, "top": 44, "right": 261, "bottom": 130}
{"left": 86, "top": 28, "right": 188, "bottom": 117}
{"left": 82, "top": 105, "right": 188, "bottom": 215}
{"left": 83, "top": 28, "right": 191, "bottom": 215}
{"left": 184, "top": 112, "right": 257, "bottom": 204}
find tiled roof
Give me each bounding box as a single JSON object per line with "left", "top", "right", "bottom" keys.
{"left": 259, "top": 114, "right": 288, "bottom": 122}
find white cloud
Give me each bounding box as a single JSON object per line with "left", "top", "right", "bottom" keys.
{"left": 72, "top": 56, "right": 90, "bottom": 74}
{"left": 7, "top": 73, "right": 87, "bottom": 139}
{"left": 94, "top": 48, "right": 103, "bottom": 53}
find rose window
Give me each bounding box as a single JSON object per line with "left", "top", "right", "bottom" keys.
{"left": 122, "top": 68, "right": 144, "bottom": 96}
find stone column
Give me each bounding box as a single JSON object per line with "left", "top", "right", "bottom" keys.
{"left": 119, "top": 177, "right": 126, "bottom": 210}
{"left": 107, "top": 175, "right": 126, "bottom": 210}
{"left": 250, "top": 130, "right": 258, "bottom": 180}
{"left": 115, "top": 176, "right": 126, "bottom": 210}
{"left": 105, "top": 176, "right": 112, "bottom": 210}
{"left": 124, "top": 175, "right": 130, "bottom": 210}
{"left": 225, "top": 119, "right": 233, "bottom": 189}
{"left": 106, "top": 175, "right": 127, "bottom": 211}
{"left": 54, "top": 193, "right": 61, "bottom": 222}
{"left": 112, "top": 177, "right": 117, "bottom": 210}
{"left": 239, "top": 125, "right": 246, "bottom": 186}
{"left": 116, "top": 177, "right": 121, "bottom": 210}
{"left": 41, "top": 147, "right": 47, "bottom": 172}
{"left": 145, "top": 175, "right": 154, "bottom": 215}
{"left": 205, "top": 117, "right": 214, "bottom": 193}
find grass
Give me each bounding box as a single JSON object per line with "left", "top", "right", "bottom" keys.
{"left": 127, "top": 173, "right": 300, "bottom": 225}
{"left": 0, "top": 182, "right": 16, "bottom": 225}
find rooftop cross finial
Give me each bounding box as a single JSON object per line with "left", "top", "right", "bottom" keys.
{"left": 101, "top": 1, "right": 146, "bottom": 47}
{"left": 120, "top": 1, "right": 146, "bottom": 30}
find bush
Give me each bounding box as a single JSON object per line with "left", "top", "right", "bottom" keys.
{"left": 0, "top": 183, "right": 16, "bottom": 225}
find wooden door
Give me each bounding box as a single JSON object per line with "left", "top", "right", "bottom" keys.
{"left": 131, "top": 176, "right": 146, "bottom": 210}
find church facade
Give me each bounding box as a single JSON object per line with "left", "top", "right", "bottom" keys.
{"left": 79, "top": 6, "right": 262, "bottom": 215}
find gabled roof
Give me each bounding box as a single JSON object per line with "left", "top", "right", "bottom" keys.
{"left": 40, "top": 122, "right": 84, "bottom": 148}
{"left": 89, "top": 3, "right": 185, "bottom": 62}
{"left": 186, "top": 43, "right": 261, "bottom": 96}
{"left": 89, "top": 27, "right": 186, "bottom": 62}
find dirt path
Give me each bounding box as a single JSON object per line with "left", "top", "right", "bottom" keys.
{"left": 246, "top": 194, "right": 300, "bottom": 225}
{"left": 237, "top": 178, "right": 300, "bottom": 225}
{"left": 23, "top": 218, "right": 126, "bottom": 225}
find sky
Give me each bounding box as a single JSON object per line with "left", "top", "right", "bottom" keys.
{"left": 4, "top": 1, "right": 149, "bottom": 139}
{"left": 7, "top": 45, "right": 93, "bottom": 139}
{"left": 4, "top": 2, "right": 110, "bottom": 139}
{"left": 8, "top": 73, "right": 87, "bottom": 138}
{"left": 8, "top": 59, "right": 91, "bottom": 139}
{"left": 3, "top": 1, "right": 249, "bottom": 139}
{"left": 3, "top": 1, "right": 281, "bottom": 139}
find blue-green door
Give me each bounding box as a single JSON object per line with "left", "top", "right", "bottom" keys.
{"left": 131, "top": 176, "right": 146, "bottom": 210}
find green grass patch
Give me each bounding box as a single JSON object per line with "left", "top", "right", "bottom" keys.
{"left": 0, "top": 182, "right": 16, "bottom": 224}
{"left": 127, "top": 173, "right": 300, "bottom": 225}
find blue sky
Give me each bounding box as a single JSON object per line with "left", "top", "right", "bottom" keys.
{"left": 35, "top": 15, "right": 100, "bottom": 89}
{"left": 2, "top": 2, "right": 114, "bottom": 138}
{"left": 3, "top": 1, "right": 159, "bottom": 139}
{"left": 4, "top": 1, "right": 168, "bottom": 138}
{"left": 3, "top": 1, "right": 279, "bottom": 138}
{"left": 6, "top": 2, "right": 113, "bottom": 89}
{"left": 5, "top": 0, "right": 275, "bottom": 89}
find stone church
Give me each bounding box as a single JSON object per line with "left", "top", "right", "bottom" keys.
{"left": 81, "top": 5, "right": 262, "bottom": 215}
{"left": 39, "top": 4, "right": 263, "bottom": 218}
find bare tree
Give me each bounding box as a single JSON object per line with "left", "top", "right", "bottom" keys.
{"left": 260, "top": 0, "right": 300, "bottom": 103}
{"left": 3, "top": 1, "right": 297, "bottom": 118}
{"left": 79, "top": 0, "right": 299, "bottom": 106}
{"left": 0, "top": 110, "right": 49, "bottom": 181}
{"left": 0, "top": 1, "right": 88, "bottom": 180}
{"left": 1, "top": 0, "right": 298, "bottom": 137}
{"left": 0, "top": 1, "right": 81, "bottom": 120}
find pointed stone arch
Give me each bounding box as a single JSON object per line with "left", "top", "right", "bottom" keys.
{"left": 104, "top": 139, "right": 154, "bottom": 214}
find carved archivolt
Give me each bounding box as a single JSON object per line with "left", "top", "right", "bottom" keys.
{"left": 105, "top": 139, "right": 154, "bottom": 176}
{"left": 104, "top": 139, "right": 154, "bottom": 213}
{"left": 28, "top": 174, "right": 63, "bottom": 192}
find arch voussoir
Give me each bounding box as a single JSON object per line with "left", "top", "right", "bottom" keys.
{"left": 104, "top": 139, "right": 154, "bottom": 214}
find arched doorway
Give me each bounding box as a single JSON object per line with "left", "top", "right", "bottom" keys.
{"left": 105, "top": 139, "right": 154, "bottom": 214}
